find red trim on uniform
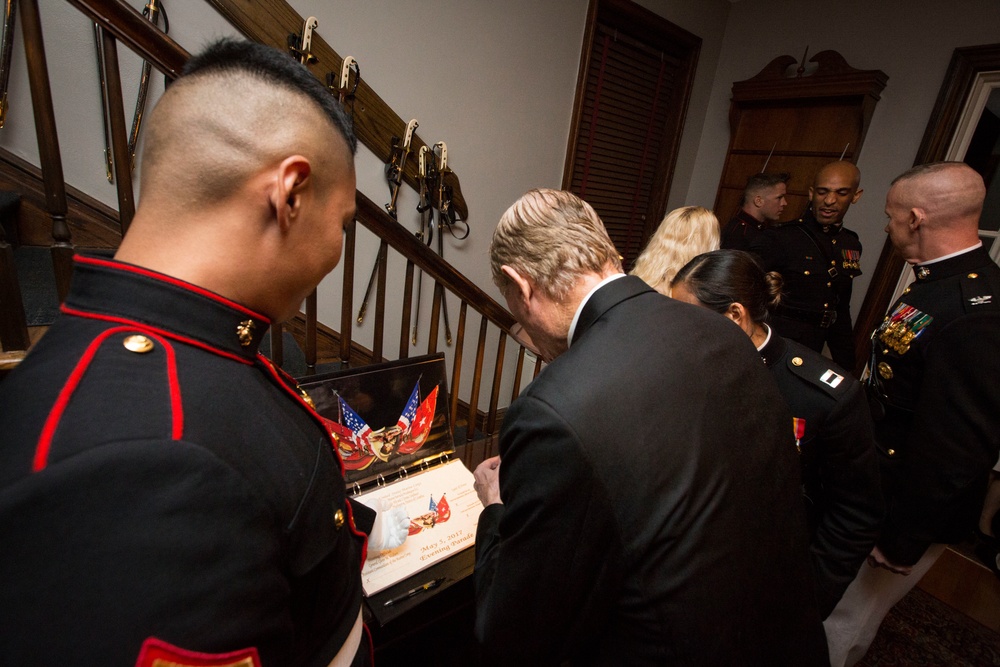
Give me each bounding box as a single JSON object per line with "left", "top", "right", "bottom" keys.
{"left": 363, "top": 623, "right": 374, "bottom": 666}
{"left": 34, "top": 327, "right": 131, "bottom": 471}
{"left": 61, "top": 306, "right": 253, "bottom": 366}
{"left": 257, "top": 355, "right": 370, "bottom": 565}
{"left": 33, "top": 327, "right": 185, "bottom": 472}
{"left": 75, "top": 255, "right": 270, "bottom": 323}
{"left": 146, "top": 332, "right": 184, "bottom": 440}
{"left": 135, "top": 636, "right": 261, "bottom": 667}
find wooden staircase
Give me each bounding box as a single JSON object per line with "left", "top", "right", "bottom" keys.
{"left": 0, "top": 0, "right": 539, "bottom": 469}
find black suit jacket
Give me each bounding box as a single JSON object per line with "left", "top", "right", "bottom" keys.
{"left": 474, "top": 276, "right": 828, "bottom": 665}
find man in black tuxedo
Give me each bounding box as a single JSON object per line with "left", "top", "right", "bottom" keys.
{"left": 472, "top": 188, "right": 829, "bottom": 665}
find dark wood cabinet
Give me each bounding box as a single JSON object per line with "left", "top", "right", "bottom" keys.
{"left": 714, "top": 51, "right": 888, "bottom": 223}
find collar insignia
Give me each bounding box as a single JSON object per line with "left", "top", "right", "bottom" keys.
{"left": 820, "top": 369, "right": 844, "bottom": 388}
{"left": 236, "top": 319, "right": 256, "bottom": 347}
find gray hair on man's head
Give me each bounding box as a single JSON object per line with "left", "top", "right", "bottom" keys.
{"left": 490, "top": 189, "right": 622, "bottom": 300}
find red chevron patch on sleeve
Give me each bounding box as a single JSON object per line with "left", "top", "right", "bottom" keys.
{"left": 135, "top": 637, "right": 261, "bottom": 667}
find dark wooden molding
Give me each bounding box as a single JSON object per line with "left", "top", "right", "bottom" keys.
{"left": 0, "top": 147, "right": 122, "bottom": 248}
{"left": 852, "top": 42, "right": 1000, "bottom": 376}
{"left": 733, "top": 50, "right": 888, "bottom": 102}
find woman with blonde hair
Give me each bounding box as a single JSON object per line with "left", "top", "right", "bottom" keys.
{"left": 630, "top": 206, "right": 720, "bottom": 295}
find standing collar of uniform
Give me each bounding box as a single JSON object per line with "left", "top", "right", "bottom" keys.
{"left": 912, "top": 243, "right": 987, "bottom": 283}
{"left": 802, "top": 207, "right": 843, "bottom": 234}
{"left": 736, "top": 208, "right": 765, "bottom": 230}
{"left": 757, "top": 323, "right": 785, "bottom": 368}
{"left": 62, "top": 255, "right": 272, "bottom": 362}
{"left": 567, "top": 273, "right": 626, "bottom": 349}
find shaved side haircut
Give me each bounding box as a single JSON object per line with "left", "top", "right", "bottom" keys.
{"left": 140, "top": 39, "right": 355, "bottom": 209}
{"left": 742, "top": 172, "right": 789, "bottom": 205}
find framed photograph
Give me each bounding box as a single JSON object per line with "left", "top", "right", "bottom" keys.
{"left": 299, "top": 353, "right": 454, "bottom": 489}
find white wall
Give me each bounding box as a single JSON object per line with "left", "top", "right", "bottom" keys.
{"left": 684, "top": 0, "right": 1000, "bottom": 316}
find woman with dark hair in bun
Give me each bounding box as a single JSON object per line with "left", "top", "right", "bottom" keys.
{"left": 672, "top": 249, "right": 884, "bottom": 620}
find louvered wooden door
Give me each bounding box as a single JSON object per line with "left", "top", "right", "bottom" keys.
{"left": 563, "top": 0, "right": 700, "bottom": 268}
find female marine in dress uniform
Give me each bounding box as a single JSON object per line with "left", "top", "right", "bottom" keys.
{"left": 671, "top": 249, "right": 884, "bottom": 617}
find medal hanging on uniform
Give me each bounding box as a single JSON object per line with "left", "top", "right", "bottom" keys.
{"left": 878, "top": 302, "right": 933, "bottom": 354}
{"left": 841, "top": 248, "right": 860, "bottom": 271}
{"left": 792, "top": 417, "right": 806, "bottom": 454}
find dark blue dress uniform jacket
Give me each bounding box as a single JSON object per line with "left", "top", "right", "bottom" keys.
{"left": 0, "top": 256, "right": 373, "bottom": 666}
{"left": 720, "top": 209, "right": 767, "bottom": 252}
{"left": 474, "top": 276, "right": 829, "bottom": 666}
{"left": 760, "top": 333, "right": 883, "bottom": 618}
{"left": 750, "top": 210, "right": 863, "bottom": 371}
{"left": 866, "top": 245, "right": 1000, "bottom": 566}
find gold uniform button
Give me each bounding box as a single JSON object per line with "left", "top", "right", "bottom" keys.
{"left": 333, "top": 509, "right": 345, "bottom": 530}
{"left": 887, "top": 449, "right": 896, "bottom": 457}
{"left": 804, "top": 270, "right": 811, "bottom": 276}
{"left": 123, "top": 335, "right": 154, "bottom": 354}
{"left": 791, "top": 357, "right": 804, "bottom": 366}
{"left": 902, "top": 287, "right": 911, "bottom": 294}
{"left": 969, "top": 273, "right": 979, "bottom": 279}
{"left": 878, "top": 362, "right": 893, "bottom": 379}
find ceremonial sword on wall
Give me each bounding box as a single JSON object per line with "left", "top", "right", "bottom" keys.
{"left": 127, "top": 0, "right": 168, "bottom": 171}
{"left": 93, "top": 22, "right": 114, "bottom": 182}
{"left": 410, "top": 145, "right": 436, "bottom": 345}
{"left": 432, "top": 141, "right": 456, "bottom": 345}
{"left": 357, "top": 118, "right": 417, "bottom": 324}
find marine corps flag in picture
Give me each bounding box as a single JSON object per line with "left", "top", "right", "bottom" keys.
{"left": 327, "top": 381, "right": 439, "bottom": 469}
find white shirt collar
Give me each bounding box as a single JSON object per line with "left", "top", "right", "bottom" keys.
{"left": 756, "top": 323, "right": 773, "bottom": 352}
{"left": 566, "top": 273, "right": 626, "bottom": 348}
{"left": 918, "top": 242, "right": 982, "bottom": 266}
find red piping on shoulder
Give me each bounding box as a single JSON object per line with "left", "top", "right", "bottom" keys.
{"left": 33, "top": 328, "right": 184, "bottom": 472}
{"left": 62, "top": 306, "right": 253, "bottom": 366}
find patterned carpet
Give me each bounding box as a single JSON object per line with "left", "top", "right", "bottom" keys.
{"left": 858, "top": 587, "right": 1000, "bottom": 666}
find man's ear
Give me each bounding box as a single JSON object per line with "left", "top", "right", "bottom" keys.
{"left": 851, "top": 188, "right": 864, "bottom": 204}
{"left": 753, "top": 194, "right": 763, "bottom": 208}
{"left": 909, "top": 207, "right": 925, "bottom": 231}
{"left": 501, "top": 265, "right": 532, "bottom": 304}
{"left": 272, "top": 155, "right": 312, "bottom": 231}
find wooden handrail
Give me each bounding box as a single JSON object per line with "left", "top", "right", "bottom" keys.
{"left": 66, "top": 0, "right": 188, "bottom": 80}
